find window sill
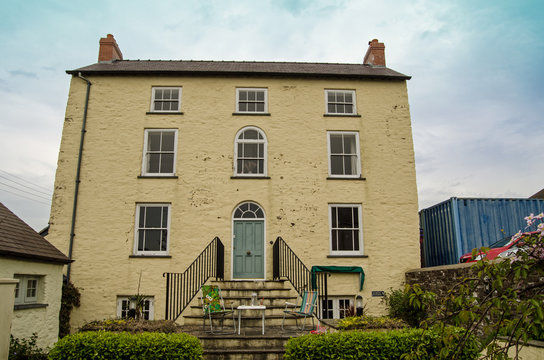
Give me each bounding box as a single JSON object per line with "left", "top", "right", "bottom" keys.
{"left": 327, "top": 176, "right": 366, "bottom": 180}
{"left": 14, "top": 303, "right": 48, "bottom": 310}
{"left": 324, "top": 114, "right": 361, "bottom": 117}
{"left": 137, "top": 175, "right": 178, "bottom": 179}
{"left": 129, "top": 255, "right": 172, "bottom": 259}
{"left": 146, "top": 112, "right": 184, "bottom": 115}
{"left": 232, "top": 112, "right": 271, "bottom": 116}
{"left": 231, "top": 176, "right": 271, "bottom": 179}
{"left": 327, "top": 255, "right": 368, "bottom": 258}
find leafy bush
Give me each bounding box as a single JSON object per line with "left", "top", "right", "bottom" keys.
{"left": 384, "top": 287, "right": 430, "bottom": 328}
{"left": 48, "top": 331, "right": 203, "bottom": 360}
{"left": 79, "top": 319, "right": 181, "bottom": 333}
{"left": 59, "top": 280, "right": 80, "bottom": 338}
{"left": 284, "top": 327, "right": 478, "bottom": 360}
{"left": 9, "top": 334, "right": 48, "bottom": 360}
{"left": 337, "top": 315, "right": 407, "bottom": 330}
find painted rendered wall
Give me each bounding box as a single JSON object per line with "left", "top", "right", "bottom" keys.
{"left": 0, "top": 259, "right": 64, "bottom": 349}
{"left": 48, "top": 74, "right": 419, "bottom": 328}
{"left": 0, "top": 279, "right": 18, "bottom": 360}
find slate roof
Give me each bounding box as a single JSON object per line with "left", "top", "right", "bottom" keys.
{"left": 67, "top": 60, "right": 410, "bottom": 80}
{"left": 530, "top": 189, "right": 544, "bottom": 199}
{"left": 0, "top": 202, "right": 71, "bottom": 264}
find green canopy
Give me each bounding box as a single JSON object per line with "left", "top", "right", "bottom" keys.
{"left": 311, "top": 265, "right": 365, "bottom": 291}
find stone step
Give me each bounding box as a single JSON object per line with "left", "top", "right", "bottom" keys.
{"left": 219, "top": 288, "right": 293, "bottom": 298}
{"left": 184, "top": 314, "right": 315, "bottom": 328}
{"left": 196, "top": 296, "right": 297, "bottom": 307}
{"left": 211, "top": 280, "right": 288, "bottom": 290}
{"left": 204, "top": 348, "right": 285, "bottom": 360}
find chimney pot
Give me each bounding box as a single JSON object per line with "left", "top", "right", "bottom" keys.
{"left": 363, "top": 39, "right": 386, "bottom": 67}
{"left": 98, "top": 34, "right": 123, "bottom": 63}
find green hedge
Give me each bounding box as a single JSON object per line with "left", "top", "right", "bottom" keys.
{"left": 284, "top": 327, "right": 479, "bottom": 360}
{"left": 48, "top": 331, "right": 203, "bottom": 360}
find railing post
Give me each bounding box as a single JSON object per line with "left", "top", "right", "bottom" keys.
{"left": 273, "top": 237, "right": 280, "bottom": 280}
{"left": 216, "top": 238, "right": 224, "bottom": 280}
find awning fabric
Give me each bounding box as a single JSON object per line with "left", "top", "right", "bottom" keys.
{"left": 311, "top": 265, "right": 365, "bottom": 291}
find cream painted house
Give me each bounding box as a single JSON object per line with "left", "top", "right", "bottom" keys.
{"left": 0, "top": 202, "right": 71, "bottom": 350}
{"left": 47, "top": 34, "right": 419, "bottom": 329}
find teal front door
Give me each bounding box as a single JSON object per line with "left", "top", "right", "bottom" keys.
{"left": 233, "top": 221, "right": 264, "bottom": 279}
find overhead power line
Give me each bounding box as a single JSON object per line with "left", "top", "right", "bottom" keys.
{"left": 0, "top": 174, "right": 52, "bottom": 197}
{"left": 0, "top": 188, "right": 51, "bottom": 206}
{"left": 0, "top": 169, "right": 53, "bottom": 193}
{"left": 0, "top": 181, "right": 52, "bottom": 201}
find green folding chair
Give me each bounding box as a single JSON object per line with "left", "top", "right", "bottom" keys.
{"left": 282, "top": 290, "right": 318, "bottom": 331}
{"left": 201, "top": 284, "right": 236, "bottom": 334}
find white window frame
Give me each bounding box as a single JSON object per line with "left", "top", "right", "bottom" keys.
{"left": 134, "top": 204, "right": 171, "bottom": 256}
{"left": 150, "top": 87, "right": 182, "bottom": 113}
{"left": 141, "top": 129, "right": 178, "bottom": 176}
{"left": 325, "top": 90, "right": 357, "bottom": 115}
{"left": 117, "top": 296, "right": 154, "bottom": 320}
{"left": 13, "top": 275, "right": 40, "bottom": 304}
{"left": 234, "top": 126, "right": 268, "bottom": 176}
{"left": 321, "top": 297, "right": 353, "bottom": 319}
{"left": 327, "top": 131, "right": 361, "bottom": 178}
{"left": 329, "top": 204, "right": 363, "bottom": 255}
{"left": 236, "top": 88, "right": 268, "bottom": 113}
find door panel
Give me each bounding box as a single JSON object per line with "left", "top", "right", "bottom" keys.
{"left": 233, "top": 221, "right": 264, "bottom": 278}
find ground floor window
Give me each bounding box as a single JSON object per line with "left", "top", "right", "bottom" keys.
{"left": 14, "top": 275, "right": 41, "bottom": 304}
{"left": 117, "top": 296, "right": 154, "bottom": 320}
{"left": 321, "top": 297, "right": 353, "bottom": 319}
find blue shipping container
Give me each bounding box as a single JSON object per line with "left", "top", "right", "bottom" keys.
{"left": 419, "top": 198, "right": 544, "bottom": 267}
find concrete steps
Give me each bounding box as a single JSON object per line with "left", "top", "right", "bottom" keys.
{"left": 179, "top": 280, "right": 313, "bottom": 359}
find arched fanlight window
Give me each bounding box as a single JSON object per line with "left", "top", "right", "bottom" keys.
{"left": 234, "top": 127, "right": 267, "bottom": 176}
{"left": 233, "top": 202, "right": 265, "bottom": 219}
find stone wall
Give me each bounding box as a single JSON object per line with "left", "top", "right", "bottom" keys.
{"left": 405, "top": 262, "right": 474, "bottom": 297}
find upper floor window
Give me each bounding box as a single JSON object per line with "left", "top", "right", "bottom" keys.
{"left": 134, "top": 204, "right": 170, "bottom": 255}
{"left": 236, "top": 88, "right": 268, "bottom": 113}
{"left": 325, "top": 90, "right": 356, "bottom": 115}
{"left": 234, "top": 127, "right": 267, "bottom": 176}
{"left": 329, "top": 204, "right": 363, "bottom": 255}
{"left": 14, "top": 275, "right": 40, "bottom": 304}
{"left": 150, "top": 87, "right": 182, "bottom": 113}
{"left": 142, "top": 129, "right": 178, "bottom": 176}
{"left": 327, "top": 131, "right": 361, "bottom": 178}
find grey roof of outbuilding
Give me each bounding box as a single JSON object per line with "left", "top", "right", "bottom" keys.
{"left": 67, "top": 60, "right": 411, "bottom": 80}
{"left": 0, "top": 202, "right": 71, "bottom": 264}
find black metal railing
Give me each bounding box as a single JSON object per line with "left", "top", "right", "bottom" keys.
{"left": 163, "top": 237, "right": 224, "bottom": 321}
{"left": 273, "top": 236, "right": 328, "bottom": 319}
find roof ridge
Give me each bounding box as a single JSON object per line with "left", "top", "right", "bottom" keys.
{"left": 115, "top": 59, "right": 369, "bottom": 66}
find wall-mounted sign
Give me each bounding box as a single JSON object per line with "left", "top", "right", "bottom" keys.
{"left": 372, "top": 291, "right": 385, "bottom": 297}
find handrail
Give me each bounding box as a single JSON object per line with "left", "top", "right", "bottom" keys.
{"left": 163, "top": 237, "right": 224, "bottom": 321}
{"left": 273, "top": 236, "right": 328, "bottom": 319}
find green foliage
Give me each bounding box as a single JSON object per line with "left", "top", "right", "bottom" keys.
{"left": 384, "top": 286, "right": 433, "bottom": 327}
{"left": 48, "top": 331, "right": 203, "bottom": 360}
{"left": 79, "top": 319, "right": 181, "bottom": 333}
{"left": 59, "top": 280, "right": 81, "bottom": 338}
{"left": 405, "top": 216, "right": 544, "bottom": 359}
{"left": 9, "top": 334, "right": 48, "bottom": 360}
{"left": 337, "top": 315, "right": 407, "bottom": 330}
{"left": 284, "top": 327, "right": 478, "bottom": 360}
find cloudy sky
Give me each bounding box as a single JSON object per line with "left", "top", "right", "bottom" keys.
{"left": 1, "top": 0, "right": 543, "bottom": 230}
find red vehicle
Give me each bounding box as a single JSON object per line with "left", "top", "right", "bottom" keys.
{"left": 459, "top": 232, "right": 536, "bottom": 263}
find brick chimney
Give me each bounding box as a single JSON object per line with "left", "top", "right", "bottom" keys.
{"left": 98, "top": 34, "right": 123, "bottom": 62}
{"left": 363, "top": 39, "right": 386, "bottom": 67}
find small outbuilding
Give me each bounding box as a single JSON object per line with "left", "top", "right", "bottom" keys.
{"left": 0, "top": 202, "right": 71, "bottom": 350}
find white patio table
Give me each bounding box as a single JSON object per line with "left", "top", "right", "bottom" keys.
{"left": 237, "top": 305, "right": 266, "bottom": 335}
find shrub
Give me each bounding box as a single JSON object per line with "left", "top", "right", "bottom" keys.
{"left": 337, "top": 315, "right": 407, "bottom": 330}
{"left": 284, "top": 327, "right": 478, "bottom": 360}
{"left": 9, "top": 334, "right": 48, "bottom": 360}
{"left": 79, "top": 319, "right": 181, "bottom": 333}
{"left": 59, "top": 280, "right": 80, "bottom": 338}
{"left": 48, "top": 331, "right": 203, "bottom": 360}
{"left": 384, "top": 287, "right": 429, "bottom": 328}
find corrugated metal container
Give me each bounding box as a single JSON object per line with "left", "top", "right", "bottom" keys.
{"left": 419, "top": 198, "right": 544, "bottom": 267}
